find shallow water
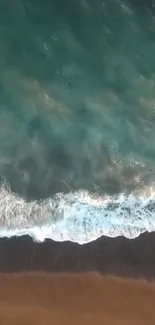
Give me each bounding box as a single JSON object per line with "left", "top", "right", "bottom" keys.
{"left": 0, "top": 0, "right": 155, "bottom": 242}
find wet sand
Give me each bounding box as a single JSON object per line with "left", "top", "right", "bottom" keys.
{"left": 0, "top": 272, "right": 155, "bottom": 325}
{"left": 0, "top": 232, "right": 155, "bottom": 278}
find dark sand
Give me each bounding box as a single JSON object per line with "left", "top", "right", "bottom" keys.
{"left": 0, "top": 272, "right": 155, "bottom": 325}
{"left": 0, "top": 231, "right": 155, "bottom": 278}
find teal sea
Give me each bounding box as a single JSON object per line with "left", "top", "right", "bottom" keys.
{"left": 0, "top": 0, "right": 155, "bottom": 243}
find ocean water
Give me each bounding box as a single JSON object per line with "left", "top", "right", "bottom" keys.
{"left": 0, "top": 0, "right": 155, "bottom": 243}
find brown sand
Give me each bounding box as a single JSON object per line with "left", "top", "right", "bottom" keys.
{"left": 0, "top": 272, "right": 155, "bottom": 325}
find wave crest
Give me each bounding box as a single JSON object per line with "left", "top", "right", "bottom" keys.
{"left": 0, "top": 183, "right": 155, "bottom": 243}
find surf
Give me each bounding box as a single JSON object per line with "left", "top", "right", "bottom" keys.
{"left": 0, "top": 182, "right": 155, "bottom": 244}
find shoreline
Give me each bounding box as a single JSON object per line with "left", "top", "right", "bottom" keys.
{"left": 0, "top": 231, "right": 154, "bottom": 279}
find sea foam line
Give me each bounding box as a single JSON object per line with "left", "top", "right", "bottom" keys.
{"left": 0, "top": 183, "right": 155, "bottom": 243}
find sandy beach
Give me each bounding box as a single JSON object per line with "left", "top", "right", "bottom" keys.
{"left": 0, "top": 272, "right": 154, "bottom": 325}
{"left": 0, "top": 231, "right": 155, "bottom": 324}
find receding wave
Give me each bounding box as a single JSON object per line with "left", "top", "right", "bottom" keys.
{"left": 0, "top": 182, "right": 155, "bottom": 244}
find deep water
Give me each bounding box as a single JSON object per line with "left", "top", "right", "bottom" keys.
{"left": 0, "top": 0, "right": 155, "bottom": 242}
{"left": 0, "top": 0, "right": 155, "bottom": 201}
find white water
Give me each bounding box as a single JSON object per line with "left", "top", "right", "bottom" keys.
{"left": 0, "top": 183, "right": 155, "bottom": 244}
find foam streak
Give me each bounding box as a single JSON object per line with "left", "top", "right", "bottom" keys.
{"left": 0, "top": 184, "right": 155, "bottom": 243}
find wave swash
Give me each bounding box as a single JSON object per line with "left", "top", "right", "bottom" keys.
{"left": 0, "top": 182, "right": 154, "bottom": 244}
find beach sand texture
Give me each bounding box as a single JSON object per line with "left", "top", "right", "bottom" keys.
{"left": 0, "top": 272, "right": 155, "bottom": 325}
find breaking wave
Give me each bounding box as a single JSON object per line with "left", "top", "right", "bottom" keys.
{"left": 0, "top": 182, "right": 155, "bottom": 244}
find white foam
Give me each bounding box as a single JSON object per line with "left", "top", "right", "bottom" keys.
{"left": 0, "top": 183, "right": 155, "bottom": 244}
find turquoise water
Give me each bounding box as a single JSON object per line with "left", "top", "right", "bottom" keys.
{"left": 0, "top": 0, "right": 155, "bottom": 242}
{"left": 0, "top": 0, "right": 155, "bottom": 200}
